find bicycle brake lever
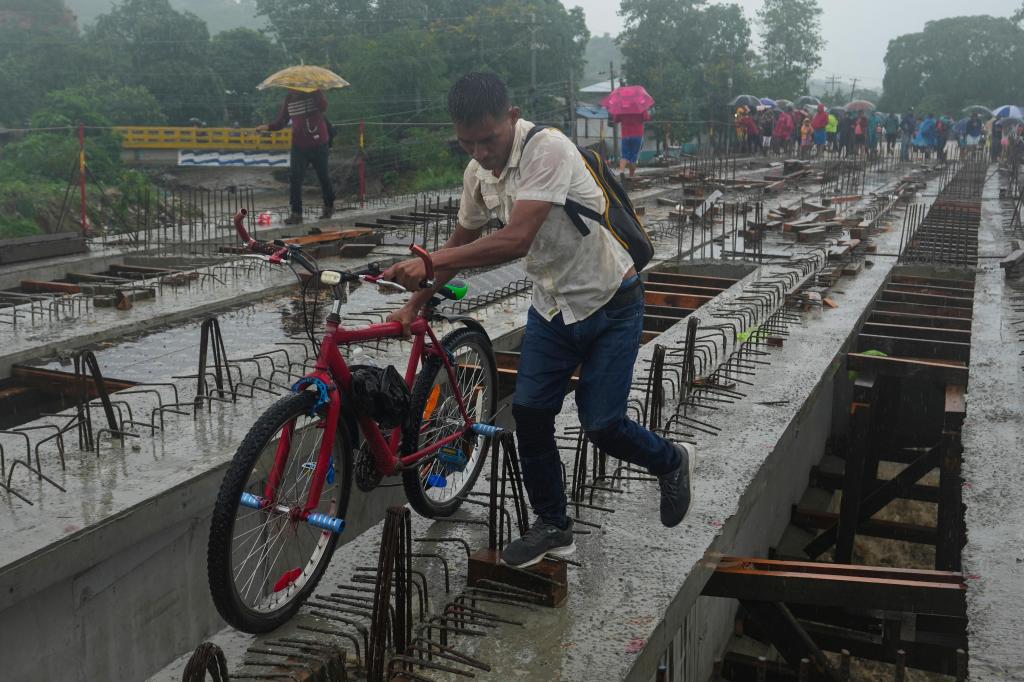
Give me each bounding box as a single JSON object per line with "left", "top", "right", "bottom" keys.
{"left": 268, "top": 247, "right": 289, "bottom": 264}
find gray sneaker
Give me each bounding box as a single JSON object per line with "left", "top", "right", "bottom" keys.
{"left": 658, "top": 443, "right": 696, "bottom": 527}
{"left": 501, "top": 518, "right": 575, "bottom": 568}
{"left": 284, "top": 212, "right": 303, "bottom": 225}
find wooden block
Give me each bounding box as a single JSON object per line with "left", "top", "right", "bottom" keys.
{"left": 467, "top": 548, "right": 568, "bottom": 607}
{"left": 944, "top": 384, "right": 966, "bottom": 415}
{"left": 999, "top": 249, "right": 1024, "bottom": 269}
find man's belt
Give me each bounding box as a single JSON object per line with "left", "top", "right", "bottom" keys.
{"left": 604, "top": 276, "right": 643, "bottom": 309}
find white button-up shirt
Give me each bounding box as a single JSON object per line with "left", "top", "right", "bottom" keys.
{"left": 457, "top": 118, "right": 634, "bottom": 324}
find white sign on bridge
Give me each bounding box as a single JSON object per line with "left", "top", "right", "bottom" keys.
{"left": 177, "top": 151, "right": 290, "bottom": 167}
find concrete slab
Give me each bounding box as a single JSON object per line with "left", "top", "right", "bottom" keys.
{"left": 960, "top": 172, "right": 1024, "bottom": 680}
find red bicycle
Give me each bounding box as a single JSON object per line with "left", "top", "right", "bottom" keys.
{"left": 208, "top": 210, "right": 498, "bottom": 633}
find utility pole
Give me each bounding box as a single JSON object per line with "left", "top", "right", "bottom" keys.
{"left": 529, "top": 13, "right": 538, "bottom": 120}
{"left": 848, "top": 78, "right": 858, "bottom": 103}
{"left": 827, "top": 74, "right": 839, "bottom": 99}
{"left": 609, "top": 61, "right": 618, "bottom": 163}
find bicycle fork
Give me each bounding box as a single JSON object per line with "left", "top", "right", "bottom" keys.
{"left": 241, "top": 386, "right": 347, "bottom": 535}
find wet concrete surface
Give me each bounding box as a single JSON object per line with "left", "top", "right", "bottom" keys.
{"left": 960, "top": 172, "right": 1024, "bottom": 680}
{"left": 2, "top": 161, "right": 957, "bottom": 680}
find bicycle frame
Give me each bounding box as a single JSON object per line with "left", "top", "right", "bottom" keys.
{"left": 229, "top": 209, "right": 480, "bottom": 520}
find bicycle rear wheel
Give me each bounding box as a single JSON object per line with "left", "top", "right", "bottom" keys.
{"left": 207, "top": 391, "right": 352, "bottom": 633}
{"left": 402, "top": 327, "right": 497, "bottom": 518}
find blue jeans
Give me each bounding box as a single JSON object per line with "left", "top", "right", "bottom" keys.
{"left": 512, "top": 281, "right": 680, "bottom": 527}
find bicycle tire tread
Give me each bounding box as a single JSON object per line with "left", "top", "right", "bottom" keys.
{"left": 207, "top": 391, "right": 351, "bottom": 633}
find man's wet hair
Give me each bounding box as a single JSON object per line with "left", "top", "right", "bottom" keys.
{"left": 448, "top": 73, "right": 510, "bottom": 125}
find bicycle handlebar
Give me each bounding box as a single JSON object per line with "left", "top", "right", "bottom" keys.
{"left": 232, "top": 209, "right": 436, "bottom": 289}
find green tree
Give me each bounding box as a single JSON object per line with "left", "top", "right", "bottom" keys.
{"left": 879, "top": 16, "right": 1024, "bottom": 115}
{"left": 87, "top": 0, "right": 226, "bottom": 124}
{"left": 619, "top": 1, "right": 754, "bottom": 140}
{"left": 210, "top": 28, "right": 287, "bottom": 125}
{"left": 756, "top": 0, "right": 824, "bottom": 97}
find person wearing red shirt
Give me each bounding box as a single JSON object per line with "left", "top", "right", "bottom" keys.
{"left": 257, "top": 89, "right": 335, "bottom": 224}
{"left": 612, "top": 110, "right": 650, "bottom": 178}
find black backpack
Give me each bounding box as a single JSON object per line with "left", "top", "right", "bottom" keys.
{"left": 524, "top": 125, "right": 653, "bottom": 271}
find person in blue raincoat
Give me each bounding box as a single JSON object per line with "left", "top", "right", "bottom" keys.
{"left": 914, "top": 113, "right": 938, "bottom": 158}
{"left": 867, "top": 111, "right": 883, "bottom": 158}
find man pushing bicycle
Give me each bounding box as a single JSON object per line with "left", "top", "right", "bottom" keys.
{"left": 383, "top": 73, "right": 695, "bottom": 568}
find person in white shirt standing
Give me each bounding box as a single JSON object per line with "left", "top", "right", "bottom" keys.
{"left": 384, "top": 73, "right": 694, "bottom": 568}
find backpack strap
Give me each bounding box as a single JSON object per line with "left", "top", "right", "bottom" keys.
{"left": 522, "top": 124, "right": 595, "bottom": 237}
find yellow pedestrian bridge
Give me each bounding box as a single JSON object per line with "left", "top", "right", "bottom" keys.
{"left": 114, "top": 126, "right": 292, "bottom": 150}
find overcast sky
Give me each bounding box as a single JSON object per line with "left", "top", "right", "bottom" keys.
{"left": 567, "top": 0, "right": 1018, "bottom": 87}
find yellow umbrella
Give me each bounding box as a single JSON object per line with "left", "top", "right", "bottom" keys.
{"left": 257, "top": 65, "right": 350, "bottom": 93}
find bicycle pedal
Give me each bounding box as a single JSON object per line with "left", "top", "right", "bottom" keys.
{"left": 426, "top": 473, "right": 448, "bottom": 488}
{"left": 305, "top": 513, "right": 345, "bottom": 534}
{"left": 239, "top": 492, "right": 266, "bottom": 509}
{"left": 438, "top": 445, "right": 468, "bottom": 472}
{"left": 471, "top": 422, "right": 502, "bottom": 437}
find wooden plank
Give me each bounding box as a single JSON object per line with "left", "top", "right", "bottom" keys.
{"left": 19, "top": 279, "right": 81, "bottom": 294}
{"left": 944, "top": 384, "right": 966, "bottom": 415}
{"left": 704, "top": 555, "right": 964, "bottom": 616}
{"left": 645, "top": 271, "right": 738, "bottom": 288}
{"left": 857, "top": 333, "right": 970, "bottom": 363}
{"left": 643, "top": 281, "right": 728, "bottom": 297}
{"left": 718, "top": 557, "right": 963, "bottom": 584}
{"left": 890, "top": 274, "right": 975, "bottom": 291}
{"left": 283, "top": 229, "right": 374, "bottom": 246}
{"left": 11, "top": 365, "right": 136, "bottom": 397}
{"left": 645, "top": 290, "right": 714, "bottom": 310}
{"left": 868, "top": 311, "right": 972, "bottom": 330}
{"left": 885, "top": 282, "right": 977, "bottom": 297}
{"left": 873, "top": 299, "right": 973, "bottom": 319}
{"left": 644, "top": 304, "right": 694, "bottom": 319}
{"left": 881, "top": 289, "right": 974, "bottom": 309}
{"left": 793, "top": 507, "right": 939, "bottom": 547}
{"left": 847, "top": 352, "right": 968, "bottom": 385}
{"left": 862, "top": 322, "right": 971, "bottom": 343}
{"left": 1000, "top": 249, "right": 1024, "bottom": 269}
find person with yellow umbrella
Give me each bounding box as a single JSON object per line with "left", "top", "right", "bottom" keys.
{"left": 255, "top": 65, "right": 349, "bottom": 224}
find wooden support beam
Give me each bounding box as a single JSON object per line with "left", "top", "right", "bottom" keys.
{"left": 935, "top": 433, "right": 964, "bottom": 572}
{"left": 11, "top": 365, "right": 135, "bottom": 397}
{"left": 861, "top": 322, "right": 971, "bottom": 344}
{"left": 868, "top": 311, "right": 972, "bottom": 331}
{"left": 856, "top": 333, "right": 971, "bottom": 363}
{"left": 873, "top": 300, "right": 973, "bottom": 319}
{"left": 644, "top": 290, "right": 714, "bottom": 310}
{"left": 645, "top": 271, "right": 738, "bottom": 289}
{"left": 810, "top": 466, "right": 940, "bottom": 503}
{"left": 847, "top": 352, "right": 967, "bottom": 385}
{"left": 19, "top": 279, "right": 82, "bottom": 294}
{"left": 282, "top": 229, "right": 374, "bottom": 245}
{"left": 805, "top": 444, "right": 941, "bottom": 559}
{"left": 794, "top": 507, "right": 938, "bottom": 547}
{"left": 644, "top": 304, "right": 694, "bottom": 319}
{"left": 889, "top": 274, "right": 974, "bottom": 292}
{"left": 880, "top": 289, "right": 974, "bottom": 309}
{"left": 704, "top": 557, "right": 965, "bottom": 616}
{"left": 834, "top": 402, "right": 870, "bottom": 563}
{"left": 739, "top": 600, "right": 838, "bottom": 681}
{"left": 643, "top": 281, "right": 729, "bottom": 297}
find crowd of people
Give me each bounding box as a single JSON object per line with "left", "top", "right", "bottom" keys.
{"left": 732, "top": 104, "right": 1023, "bottom": 163}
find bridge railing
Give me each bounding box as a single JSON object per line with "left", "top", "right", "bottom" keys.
{"left": 114, "top": 126, "right": 292, "bottom": 150}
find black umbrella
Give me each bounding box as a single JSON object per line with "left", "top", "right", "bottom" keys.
{"left": 796, "top": 95, "right": 821, "bottom": 107}
{"left": 729, "top": 94, "right": 762, "bottom": 109}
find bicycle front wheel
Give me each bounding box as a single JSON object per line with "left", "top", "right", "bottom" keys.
{"left": 403, "top": 327, "right": 497, "bottom": 518}
{"left": 207, "top": 391, "right": 352, "bottom": 633}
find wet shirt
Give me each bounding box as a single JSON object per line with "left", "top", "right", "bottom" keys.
{"left": 269, "top": 91, "right": 329, "bottom": 149}
{"left": 457, "top": 118, "right": 633, "bottom": 324}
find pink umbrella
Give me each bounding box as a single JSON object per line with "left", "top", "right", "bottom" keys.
{"left": 602, "top": 85, "right": 655, "bottom": 116}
